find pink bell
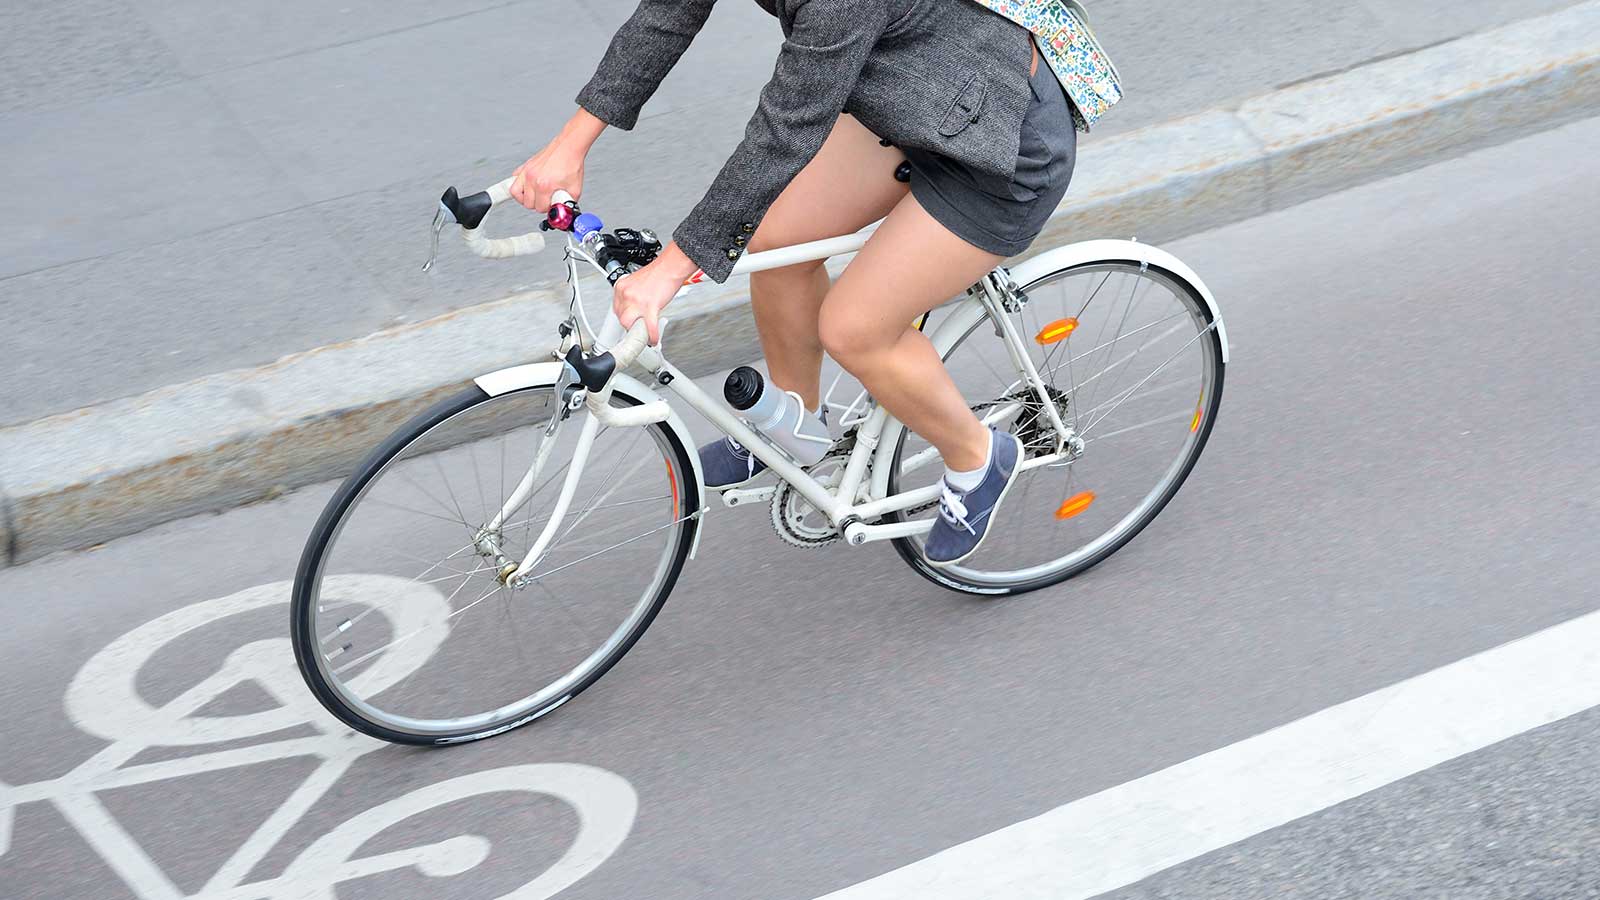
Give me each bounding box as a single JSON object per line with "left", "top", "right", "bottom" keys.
{"left": 546, "top": 202, "right": 577, "bottom": 232}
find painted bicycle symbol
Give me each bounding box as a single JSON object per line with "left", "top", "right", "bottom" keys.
{"left": 0, "top": 575, "right": 637, "bottom": 899}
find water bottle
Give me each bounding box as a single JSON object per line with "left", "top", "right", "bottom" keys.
{"left": 722, "top": 367, "right": 833, "bottom": 466}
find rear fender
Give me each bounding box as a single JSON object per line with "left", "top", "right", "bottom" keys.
{"left": 1008, "top": 239, "right": 1229, "bottom": 363}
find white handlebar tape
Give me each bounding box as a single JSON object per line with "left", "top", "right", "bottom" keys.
{"left": 460, "top": 181, "right": 577, "bottom": 260}
{"left": 462, "top": 227, "right": 545, "bottom": 259}
{"left": 605, "top": 319, "right": 653, "bottom": 369}
{"left": 486, "top": 176, "right": 516, "bottom": 206}
{"left": 585, "top": 319, "right": 671, "bottom": 427}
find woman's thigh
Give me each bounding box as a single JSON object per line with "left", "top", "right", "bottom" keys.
{"left": 748, "top": 114, "right": 910, "bottom": 255}
{"left": 820, "top": 191, "right": 1003, "bottom": 355}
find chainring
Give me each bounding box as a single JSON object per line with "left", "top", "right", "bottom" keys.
{"left": 770, "top": 454, "right": 848, "bottom": 548}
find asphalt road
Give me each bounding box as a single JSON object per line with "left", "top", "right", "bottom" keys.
{"left": 0, "top": 0, "right": 1582, "bottom": 426}
{"left": 1, "top": 115, "right": 1597, "bottom": 900}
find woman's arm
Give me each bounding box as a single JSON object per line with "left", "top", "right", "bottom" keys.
{"left": 671, "top": 0, "right": 888, "bottom": 282}
{"left": 576, "top": 0, "right": 719, "bottom": 131}
{"left": 509, "top": 0, "right": 717, "bottom": 210}
{"left": 611, "top": 0, "right": 888, "bottom": 344}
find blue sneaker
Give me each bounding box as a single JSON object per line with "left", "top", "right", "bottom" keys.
{"left": 924, "top": 430, "right": 1023, "bottom": 567}
{"left": 699, "top": 436, "right": 768, "bottom": 489}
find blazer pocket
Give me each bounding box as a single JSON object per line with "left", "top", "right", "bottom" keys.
{"left": 938, "top": 72, "right": 988, "bottom": 137}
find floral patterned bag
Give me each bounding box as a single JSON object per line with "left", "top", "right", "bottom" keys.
{"left": 973, "top": 0, "right": 1124, "bottom": 132}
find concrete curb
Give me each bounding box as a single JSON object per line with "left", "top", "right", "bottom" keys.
{"left": 3, "top": 1, "right": 1598, "bottom": 567}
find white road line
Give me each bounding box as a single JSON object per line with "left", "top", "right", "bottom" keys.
{"left": 818, "top": 608, "right": 1600, "bottom": 900}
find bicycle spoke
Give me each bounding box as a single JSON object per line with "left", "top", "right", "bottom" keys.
{"left": 1065, "top": 318, "right": 1192, "bottom": 399}
{"left": 365, "top": 498, "right": 476, "bottom": 528}
{"left": 468, "top": 442, "right": 490, "bottom": 526}
{"left": 1081, "top": 325, "right": 1214, "bottom": 436}
{"left": 1086, "top": 274, "right": 1152, "bottom": 414}
{"left": 1083, "top": 407, "right": 1197, "bottom": 444}
{"left": 394, "top": 469, "right": 470, "bottom": 530}
{"left": 500, "top": 493, "right": 672, "bottom": 534}
{"left": 522, "top": 514, "right": 696, "bottom": 585}
{"left": 332, "top": 579, "right": 503, "bottom": 677}
{"left": 1043, "top": 311, "right": 1189, "bottom": 386}
{"left": 1075, "top": 375, "right": 1199, "bottom": 422}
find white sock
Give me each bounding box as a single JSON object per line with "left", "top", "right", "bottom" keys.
{"left": 943, "top": 434, "right": 992, "bottom": 492}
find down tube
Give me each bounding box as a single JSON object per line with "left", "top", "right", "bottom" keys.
{"left": 655, "top": 362, "right": 844, "bottom": 520}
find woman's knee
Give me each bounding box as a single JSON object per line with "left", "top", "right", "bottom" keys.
{"left": 817, "top": 303, "right": 884, "bottom": 367}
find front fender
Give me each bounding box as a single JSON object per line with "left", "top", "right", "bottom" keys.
{"left": 474, "top": 362, "right": 707, "bottom": 557}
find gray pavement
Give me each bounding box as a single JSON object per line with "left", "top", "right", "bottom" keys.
{"left": 1105, "top": 707, "right": 1600, "bottom": 900}
{"left": 1, "top": 112, "right": 1598, "bottom": 899}
{"left": 0, "top": 0, "right": 1582, "bottom": 427}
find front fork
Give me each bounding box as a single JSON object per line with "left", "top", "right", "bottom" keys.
{"left": 476, "top": 341, "right": 601, "bottom": 582}
{"left": 478, "top": 315, "right": 670, "bottom": 588}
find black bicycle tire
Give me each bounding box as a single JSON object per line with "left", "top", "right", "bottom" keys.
{"left": 291, "top": 382, "right": 699, "bottom": 745}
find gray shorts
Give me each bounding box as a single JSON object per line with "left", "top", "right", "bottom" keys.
{"left": 902, "top": 60, "right": 1077, "bottom": 257}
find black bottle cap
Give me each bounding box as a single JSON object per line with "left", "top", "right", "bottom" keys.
{"left": 723, "top": 366, "right": 765, "bottom": 411}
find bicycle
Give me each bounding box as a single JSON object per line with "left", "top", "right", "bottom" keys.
{"left": 291, "top": 176, "right": 1229, "bottom": 745}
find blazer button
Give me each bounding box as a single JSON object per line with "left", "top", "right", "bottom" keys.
{"left": 741, "top": 223, "right": 754, "bottom": 233}
{"left": 733, "top": 236, "right": 746, "bottom": 247}
{"left": 726, "top": 248, "right": 741, "bottom": 260}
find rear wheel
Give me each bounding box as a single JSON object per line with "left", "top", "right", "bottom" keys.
{"left": 886, "top": 260, "right": 1225, "bottom": 595}
{"left": 292, "top": 379, "right": 699, "bottom": 744}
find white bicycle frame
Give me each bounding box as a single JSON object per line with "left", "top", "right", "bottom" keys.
{"left": 437, "top": 177, "right": 1226, "bottom": 587}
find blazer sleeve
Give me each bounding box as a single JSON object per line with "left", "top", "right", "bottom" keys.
{"left": 673, "top": 0, "right": 888, "bottom": 282}
{"left": 575, "top": 0, "right": 719, "bottom": 131}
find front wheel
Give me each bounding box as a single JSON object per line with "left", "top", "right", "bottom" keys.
{"left": 886, "top": 259, "right": 1225, "bottom": 595}
{"left": 292, "top": 378, "right": 699, "bottom": 745}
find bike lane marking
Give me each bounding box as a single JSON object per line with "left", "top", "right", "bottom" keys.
{"left": 0, "top": 575, "right": 640, "bottom": 900}
{"left": 816, "top": 607, "right": 1600, "bottom": 899}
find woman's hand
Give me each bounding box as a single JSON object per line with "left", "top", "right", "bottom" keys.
{"left": 612, "top": 243, "right": 701, "bottom": 346}
{"left": 510, "top": 143, "right": 584, "bottom": 211}
{"left": 510, "top": 108, "right": 607, "bottom": 211}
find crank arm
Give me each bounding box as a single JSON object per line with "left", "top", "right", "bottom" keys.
{"left": 721, "top": 485, "right": 777, "bottom": 508}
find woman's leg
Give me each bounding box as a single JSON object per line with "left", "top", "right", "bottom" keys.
{"left": 818, "top": 192, "right": 1001, "bottom": 472}
{"left": 745, "top": 114, "right": 909, "bottom": 410}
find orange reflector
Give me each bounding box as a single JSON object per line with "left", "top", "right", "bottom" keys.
{"left": 1035, "top": 318, "right": 1079, "bottom": 345}
{"left": 1190, "top": 390, "right": 1205, "bottom": 433}
{"left": 1055, "top": 491, "right": 1096, "bottom": 520}
{"left": 666, "top": 459, "right": 680, "bottom": 518}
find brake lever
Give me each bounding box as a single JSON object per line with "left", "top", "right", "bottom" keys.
{"left": 422, "top": 206, "right": 448, "bottom": 272}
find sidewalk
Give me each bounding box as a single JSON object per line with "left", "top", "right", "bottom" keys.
{"left": 3, "top": 0, "right": 1599, "bottom": 566}
{"left": 0, "top": 0, "right": 1580, "bottom": 426}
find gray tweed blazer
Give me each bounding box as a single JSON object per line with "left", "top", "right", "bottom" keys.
{"left": 576, "top": 0, "right": 1033, "bottom": 282}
